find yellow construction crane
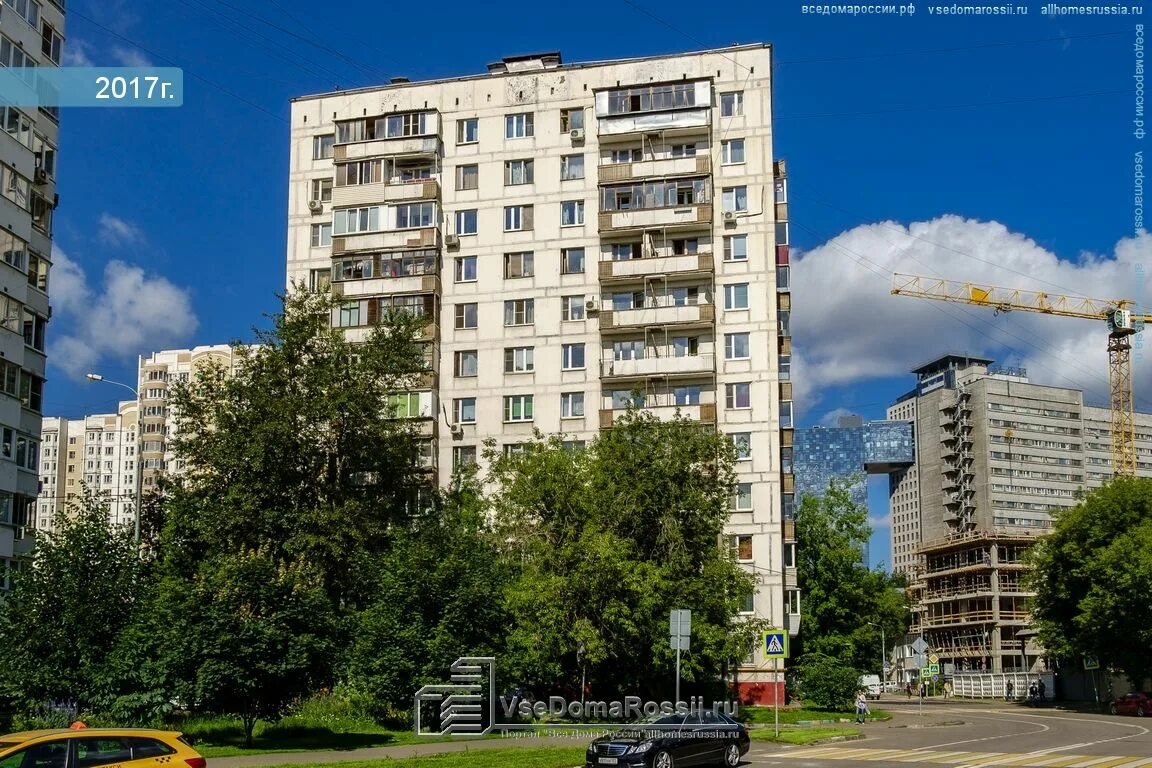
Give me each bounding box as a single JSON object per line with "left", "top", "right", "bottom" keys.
{"left": 891, "top": 273, "right": 1152, "bottom": 476}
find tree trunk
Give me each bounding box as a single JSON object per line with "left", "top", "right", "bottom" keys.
{"left": 242, "top": 714, "right": 257, "bottom": 748}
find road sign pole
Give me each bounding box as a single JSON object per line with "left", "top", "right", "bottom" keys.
{"left": 675, "top": 646, "right": 681, "bottom": 704}
{"left": 774, "top": 657, "right": 780, "bottom": 738}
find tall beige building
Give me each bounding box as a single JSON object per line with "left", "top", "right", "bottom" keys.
{"left": 286, "top": 46, "right": 794, "bottom": 703}
{"left": 888, "top": 354, "right": 1152, "bottom": 676}
{"left": 0, "top": 0, "right": 66, "bottom": 590}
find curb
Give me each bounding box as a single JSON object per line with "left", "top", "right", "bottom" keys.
{"left": 808, "top": 734, "right": 866, "bottom": 745}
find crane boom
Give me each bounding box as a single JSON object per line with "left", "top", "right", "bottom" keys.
{"left": 891, "top": 273, "right": 1151, "bottom": 477}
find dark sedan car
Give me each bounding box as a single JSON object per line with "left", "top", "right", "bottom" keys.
{"left": 1109, "top": 692, "right": 1151, "bottom": 716}
{"left": 585, "top": 710, "right": 750, "bottom": 768}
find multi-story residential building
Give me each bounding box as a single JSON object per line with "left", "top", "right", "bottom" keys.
{"left": 888, "top": 354, "right": 1152, "bottom": 677}
{"left": 0, "top": 0, "right": 65, "bottom": 591}
{"left": 285, "top": 45, "right": 792, "bottom": 703}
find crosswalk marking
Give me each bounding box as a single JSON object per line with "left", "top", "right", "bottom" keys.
{"left": 775, "top": 746, "right": 1149, "bottom": 768}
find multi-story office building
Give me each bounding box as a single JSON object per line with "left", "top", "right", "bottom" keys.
{"left": 888, "top": 354, "right": 1152, "bottom": 675}
{"left": 285, "top": 45, "right": 792, "bottom": 702}
{"left": 0, "top": 0, "right": 66, "bottom": 590}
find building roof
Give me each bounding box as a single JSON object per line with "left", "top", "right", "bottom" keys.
{"left": 911, "top": 353, "right": 994, "bottom": 377}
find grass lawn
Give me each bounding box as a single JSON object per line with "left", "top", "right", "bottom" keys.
{"left": 749, "top": 726, "right": 862, "bottom": 745}
{"left": 739, "top": 706, "right": 889, "bottom": 724}
{"left": 176, "top": 717, "right": 443, "bottom": 758}
{"left": 255, "top": 747, "right": 587, "bottom": 768}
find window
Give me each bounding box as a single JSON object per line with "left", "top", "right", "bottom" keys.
{"left": 505, "top": 112, "right": 534, "bottom": 139}
{"left": 40, "top": 20, "right": 62, "bottom": 65}
{"left": 610, "top": 148, "right": 642, "bottom": 164}
{"left": 775, "top": 178, "right": 788, "bottom": 204}
{"left": 732, "top": 482, "right": 753, "bottom": 511}
{"left": 396, "top": 202, "right": 436, "bottom": 229}
{"left": 672, "top": 385, "right": 701, "bottom": 405}
{"left": 1, "top": 229, "right": 26, "bottom": 270}
{"left": 612, "top": 291, "right": 643, "bottom": 310}
{"left": 561, "top": 343, "right": 585, "bottom": 371}
{"left": 731, "top": 433, "right": 751, "bottom": 460}
{"left": 561, "top": 200, "right": 585, "bottom": 227}
{"left": 606, "top": 83, "right": 696, "bottom": 115}
{"left": 0, "top": 32, "right": 35, "bottom": 69}
{"left": 726, "top": 382, "right": 751, "bottom": 409}
{"left": 720, "top": 91, "right": 744, "bottom": 117}
{"left": 453, "top": 445, "right": 478, "bottom": 469}
{"left": 4, "top": 0, "right": 40, "bottom": 29}
{"left": 562, "top": 295, "right": 585, "bottom": 321}
{"left": 781, "top": 446, "right": 793, "bottom": 473}
{"left": 123, "top": 740, "right": 175, "bottom": 761}
{"left": 612, "top": 389, "right": 644, "bottom": 409}
{"left": 334, "top": 259, "right": 373, "bottom": 283}
{"left": 561, "top": 392, "right": 585, "bottom": 418}
{"left": 22, "top": 310, "right": 45, "bottom": 351}
{"left": 505, "top": 159, "right": 534, "bottom": 185}
{"left": 455, "top": 209, "right": 478, "bottom": 235}
{"left": 32, "top": 133, "right": 55, "bottom": 177}
{"left": 740, "top": 592, "right": 755, "bottom": 615}
{"left": 777, "top": 221, "right": 789, "bottom": 245}
{"left": 670, "top": 286, "right": 698, "bottom": 306}
{"left": 454, "top": 398, "right": 477, "bottom": 424}
{"left": 388, "top": 392, "right": 427, "bottom": 419}
{"left": 613, "top": 339, "right": 644, "bottom": 361}
{"left": 8, "top": 741, "right": 67, "bottom": 768}
{"left": 784, "top": 543, "right": 796, "bottom": 568}
{"left": 561, "top": 248, "right": 585, "bottom": 275}
{"left": 332, "top": 206, "right": 381, "bottom": 235}
{"left": 1, "top": 164, "right": 30, "bottom": 210}
{"left": 725, "top": 332, "right": 751, "bottom": 360}
{"left": 781, "top": 400, "right": 794, "bottom": 428}
{"left": 455, "top": 164, "right": 478, "bottom": 191}
{"left": 721, "top": 139, "right": 745, "bottom": 164}
{"left": 724, "top": 283, "right": 749, "bottom": 310}
{"left": 561, "top": 154, "right": 585, "bottom": 180}
{"left": 777, "top": 266, "right": 790, "bottom": 290}
{"left": 454, "top": 255, "right": 477, "bottom": 283}
{"left": 671, "top": 238, "right": 698, "bottom": 255}
{"left": 785, "top": 589, "right": 801, "bottom": 614}
{"left": 504, "top": 251, "right": 534, "bottom": 279}
{"left": 670, "top": 143, "right": 696, "bottom": 158}
{"left": 672, "top": 336, "right": 698, "bottom": 357}
{"left": 778, "top": 354, "right": 791, "bottom": 381}
{"left": 504, "top": 395, "right": 534, "bottom": 422}
{"left": 2, "top": 107, "right": 32, "bottom": 149}
{"left": 730, "top": 535, "right": 753, "bottom": 562}
{"left": 560, "top": 108, "right": 584, "bottom": 132}
{"left": 504, "top": 346, "right": 535, "bottom": 373}
{"left": 600, "top": 178, "right": 709, "bottom": 211}
{"left": 611, "top": 242, "right": 642, "bottom": 261}
{"left": 722, "top": 186, "right": 749, "bottom": 213}
{"left": 311, "top": 178, "right": 333, "bottom": 202}
{"left": 333, "top": 300, "right": 365, "bottom": 328}
{"left": 455, "top": 303, "right": 478, "bottom": 329}
{"left": 724, "top": 235, "right": 748, "bottom": 262}
{"left": 457, "top": 118, "right": 478, "bottom": 144}
{"left": 504, "top": 205, "right": 533, "bottom": 232}
{"left": 778, "top": 310, "right": 790, "bottom": 337}
{"left": 454, "top": 350, "right": 478, "bottom": 378}
{"left": 335, "top": 159, "right": 383, "bottom": 186}
{"left": 313, "top": 134, "right": 334, "bottom": 159}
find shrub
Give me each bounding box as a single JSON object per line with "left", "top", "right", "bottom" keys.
{"left": 792, "top": 653, "right": 861, "bottom": 712}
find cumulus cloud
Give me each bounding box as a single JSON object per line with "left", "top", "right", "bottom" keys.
{"left": 109, "top": 46, "right": 153, "bottom": 68}
{"left": 818, "top": 407, "right": 862, "bottom": 427}
{"left": 98, "top": 213, "right": 145, "bottom": 248}
{"left": 62, "top": 39, "right": 95, "bottom": 67}
{"left": 792, "top": 215, "right": 1152, "bottom": 414}
{"left": 49, "top": 245, "right": 199, "bottom": 378}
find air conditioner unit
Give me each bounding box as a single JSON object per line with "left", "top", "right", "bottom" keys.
{"left": 723, "top": 211, "right": 737, "bottom": 224}
{"left": 570, "top": 127, "right": 585, "bottom": 142}
{"left": 308, "top": 199, "right": 324, "bottom": 214}
{"left": 450, "top": 425, "right": 464, "bottom": 438}
{"left": 34, "top": 167, "right": 48, "bottom": 185}
{"left": 444, "top": 233, "right": 460, "bottom": 248}
{"left": 585, "top": 300, "right": 599, "bottom": 312}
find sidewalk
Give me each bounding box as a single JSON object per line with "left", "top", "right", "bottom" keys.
{"left": 209, "top": 736, "right": 582, "bottom": 768}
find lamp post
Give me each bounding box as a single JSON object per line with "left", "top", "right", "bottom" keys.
{"left": 84, "top": 373, "right": 141, "bottom": 543}
{"left": 868, "top": 621, "right": 886, "bottom": 684}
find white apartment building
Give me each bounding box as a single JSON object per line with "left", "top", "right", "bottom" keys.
{"left": 0, "top": 0, "right": 65, "bottom": 590}
{"left": 285, "top": 45, "right": 794, "bottom": 703}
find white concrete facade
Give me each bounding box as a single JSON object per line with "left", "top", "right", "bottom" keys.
{"left": 286, "top": 46, "right": 792, "bottom": 701}
{"left": 0, "top": 0, "right": 65, "bottom": 591}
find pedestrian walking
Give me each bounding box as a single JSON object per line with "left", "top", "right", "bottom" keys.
{"left": 1028, "top": 681, "right": 1038, "bottom": 705}
{"left": 943, "top": 681, "right": 952, "bottom": 699}
{"left": 1037, "top": 679, "right": 1046, "bottom": 703}
{"left": 1005, "top": 679, "right": 1014, "bottom": 702}
{"left": 906, "top": 682, "right": 913, "bottom": 699}
{"left": 855, "top": 692, "right": 869, "bottom": 724}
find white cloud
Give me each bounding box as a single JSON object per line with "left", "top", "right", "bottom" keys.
{"left": 109, "top": 46, "right": 153, "bottom": 68}
{"left": 818, "top": 407, "right": 862, "bottom": 427}
{"left": 49, "top": 245, "right": 199, "bottom": 378}
{"left": 98, "top": 213, "right": 145, "bottom": 248}
{"left": 792, "top": 216, "right": 1152, "bottom": 414}
{"left": 62, "top": 39, "right": 95, "bottom": 67}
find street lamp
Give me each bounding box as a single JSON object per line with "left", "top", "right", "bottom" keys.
{"left": 84, "top": 373, "right": 142, "bottom": 543}
{"left": 868, "top": 621, "right": 886, "bottom": 684}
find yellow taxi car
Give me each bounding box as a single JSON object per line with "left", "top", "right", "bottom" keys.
{"left": 0, "top": 727, "right": 205, "bottom": 768}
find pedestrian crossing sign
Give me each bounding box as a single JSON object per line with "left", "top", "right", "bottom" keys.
{"left": 762, "top": 630, "right": 789, "bottom": 659}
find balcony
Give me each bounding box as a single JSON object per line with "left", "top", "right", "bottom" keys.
{"left": 600, "top": 402, "right": 716, "bottom": 427}
{"left": 598, "top": 155, "right": 711, "bottom": 184}
{"left": 333, "top": 227, "right": 438, "bottom": 255}
{"left": 333, "top": 273, "right": 440, "bottom": 299}
{"left": 600, "top": 353, "right": 715, "bottom": 380}
{"left": 599, "top": 203, "right": 712, "bottom": 233}
{"left": 598, "top": 302, "right": 714, "bottom": 332}
{"left": 599, "top": 252, "right": 713, "bottom": 283}
{"left": 331, "top": 179, "right": 440, "bottom": 208}
{"left": 334, "top": 136, "right": 442, "bottom": 162}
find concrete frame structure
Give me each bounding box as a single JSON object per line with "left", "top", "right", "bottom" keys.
{"left": 888, "top": 354, "right": 1152, "bottom": 675}
{"left": 285, "top": 46, "right": 793, "bottom": 703}
{"left": 0, "top": 0, "right": 65, "bottom": 591}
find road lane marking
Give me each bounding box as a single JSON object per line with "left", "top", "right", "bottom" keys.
{"left": 774, "top": 747, "right": 1152, "bottom": 768}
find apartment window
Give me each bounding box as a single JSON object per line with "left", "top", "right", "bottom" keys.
{"left": 781, "top": 401, "right": 794, "bottom": 428}
{"left": 454, "top": 255, "right": 477, "bottom": 283}
{"left": 781, "top": 446, "right": 794, "bottom": 474}
{"left": 313, "top": 134, "right": 334, "bottom": 159}
{"left": 505, "top": 159, "right": 534, "bottom": 185}
{"left": 777, "top": 266, "right": 790, "bottom": 290}
{"left": 601, "top": 178, "right": 708, "bottom": 211}
{"left": 672, "top": 336, "right": 698, "bottom": 357}
{"left": 606, "top": 82, "right": 695, "bottom": 115}
{"left": 775, "top": 178, "right": 788, "bottom": 204}
{"left": 730, "top": 535, "right": 753, "bottom": 562}
{"left": 612, "top": 291, "right": 643, "bottom": 310}
{"left": 333, "top": 301, "right": 365, "bottom": 328}
{"left": 457, "top": 118, "right": 478, "bottom": 144}
{"left": 614, "top": 339, "right": 644, "bottom": 361}
{"left": 670, "top": 286, "right": 698, "bottom": 307}
{"left": 723, "top": 283, "right": 749, "bottom": 310}
{"left": 503, "top": 395, "right": 534, "bottom": 422}
{"left": 671, "top": 238, "right": 698, "bottom": 255}
{"left": 333, "top": 256, "right": 374, "bottom": 284}
{"left": 672, "top": 385, "right": 701, "bottom": 406}
{"left": 670, "top": 143, "right": 696, "bottom": 158}
{"left": 5, "top": 0, "right": 40, "bottom": 29}
{"left": 504, "top": 346, "right": 535, "bottom": 373}
{"left": 396, "top": 202, "right": 436, "bottom": 229}
{"left": 504, "top": 251, "right": 534, "bottom": 279}
{"left": 612, "top": 243, "right": 642, "bottom": 261}
{"left": 1, "top": 165, "right": 29, "bottom": 210}
{"left": 453, "top": 445, "right": 478, "bottom": 469}
{"left": 398, "top": 164, "right": 433, "bottom": 182}
{"left": 722, "top": 186, "right": 749, "bottom": 213}
{"left": 561, "top": 392, "right": 585, "bottom": 418}
{"left": 726, "top": 382, "right": 752, "bottom": 409}
{"left": 310, "top": 269, "right": 331, "bottom": 292}
{"left": 311, "top": 178, "right": 333, "bottom": 202}
{"left": 740, "top": 592, "right": 755, "bottom": 615}
{"left": 455, "top": 303, "right": 478, "bottom": 329}
{"left": 777, "top": 221, "right": 790, "bottom": 245}
{"left": 560, "top": 108, "right": 584, "bottom": 133}
{"left": 561, "top": 343, "right": 586, "bottom": 371}
{"left": 720, "top": 91, "right": 744, "bottom": 117}
{"left": 21, "top": 249, "right": 45, "bottom": 292}
{"left": 785, "top": 589, "right": 800, "bottom": 614}
{"left": 732, "top": 482, "right": 753, "bottom": 511}
{"left": 333, "top": 206, "right": 381, "bottom": 235}
{"left": 725, "top": 332, "right": 751, "bottom": 360}
{"left": 454, "top": 350, "right": 478, "bottom": 378}
{"left": 721, "top": 139, "right": 745, "bottom": 165}
{"left": 610, "top": 148, "right": 642, "bottom": 164}
{"left": 612, "top": 389, "right": 645, "bottom": 409}
{"left": 40, "top": 20, "right": 61, "bottom": 65}
{"left": 455, "top": 209, "right": 478, "bottom": 235}
{"left": 562, "top": 295, "right": 586, "bottom": 321}
{"left": 1, "top": 230, "right": 26, "bottom": 270}
{"left": 455, "top": 164, "right": 479, "bottom": 191}
{"left": 337, "top": 159, "right": 384, "bottom": 186}
{"left": 555, "top": 248, "right": 585, "bottom": 276}
{"left": 561, "top": 154, "right": 585, "bottom": 180}
{"left": 779, "top": 310, "right": 791, "bottom": 337}
{"left": 784, "top": 543, "right": 796, "bottom": 569}
{"left": 561, "top": 200, "right": 585, "bottom": 227}
{"left": 504, "top": 205, "right": 533, "bottom": 232}
{"left": 731, "top": 433, "right": 752, "bottom": 460}
{"left": 505, "top": 112, "right": 534, "bottom": 139}
{"left": 32, "top": 133, "right": 55, "bottom": 178}
{"left": 22, "top": 310, "right": 45, "bottom": 351}
{"left": 723, "top": 235, "right": 748, "bottom": 262}
{"left": 388, "top": 392, "right": 425, "bottom": 419}
{"left": 454, "top": 398, "right": 477, "bottom": 424}
{"left": 779, "top": 354, "right": 791, "bottom": 381}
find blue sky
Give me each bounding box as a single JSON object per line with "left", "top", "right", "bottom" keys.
{"left": 48, "top": 1, "right": 1147, "bottom": 566}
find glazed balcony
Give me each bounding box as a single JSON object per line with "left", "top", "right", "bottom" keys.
{"left": 599, "top": 203, "right": 712, "bottom": 233}
{"left": 331, "top": 179, "right": 440, "bottom": 209}
{"left": 599, "top": 353, "right": 715, "bottom": 380}
{"left": 598, "top": 302, "right": 714, "bottom": 332}
{"left": 598, "top": 252, "right": 713, "bottom": 283}
{"left": 334, "top": 136, "right": 442, "bottom": 162}
{"left": 600, "top": 402, "right": 716, "bottom": 427}
{"left": 598, "top": 155, "right": 711, "bottom": 184}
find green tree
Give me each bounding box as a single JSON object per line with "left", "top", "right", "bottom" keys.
{"left": 795, "top": 476, "right": 910, "bottom": 672}
{"left": 490, "top": 411, "right": 762, "bottom": 700}
{"left": 0, "top": 488, "right": 146, "bottom": 716}
{"left": 1028, "top": 477, "right": 1152, "bottom": 688}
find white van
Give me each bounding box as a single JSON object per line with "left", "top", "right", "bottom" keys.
{"left": 859, "top": 674, "right": 883, "bottom": 700}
